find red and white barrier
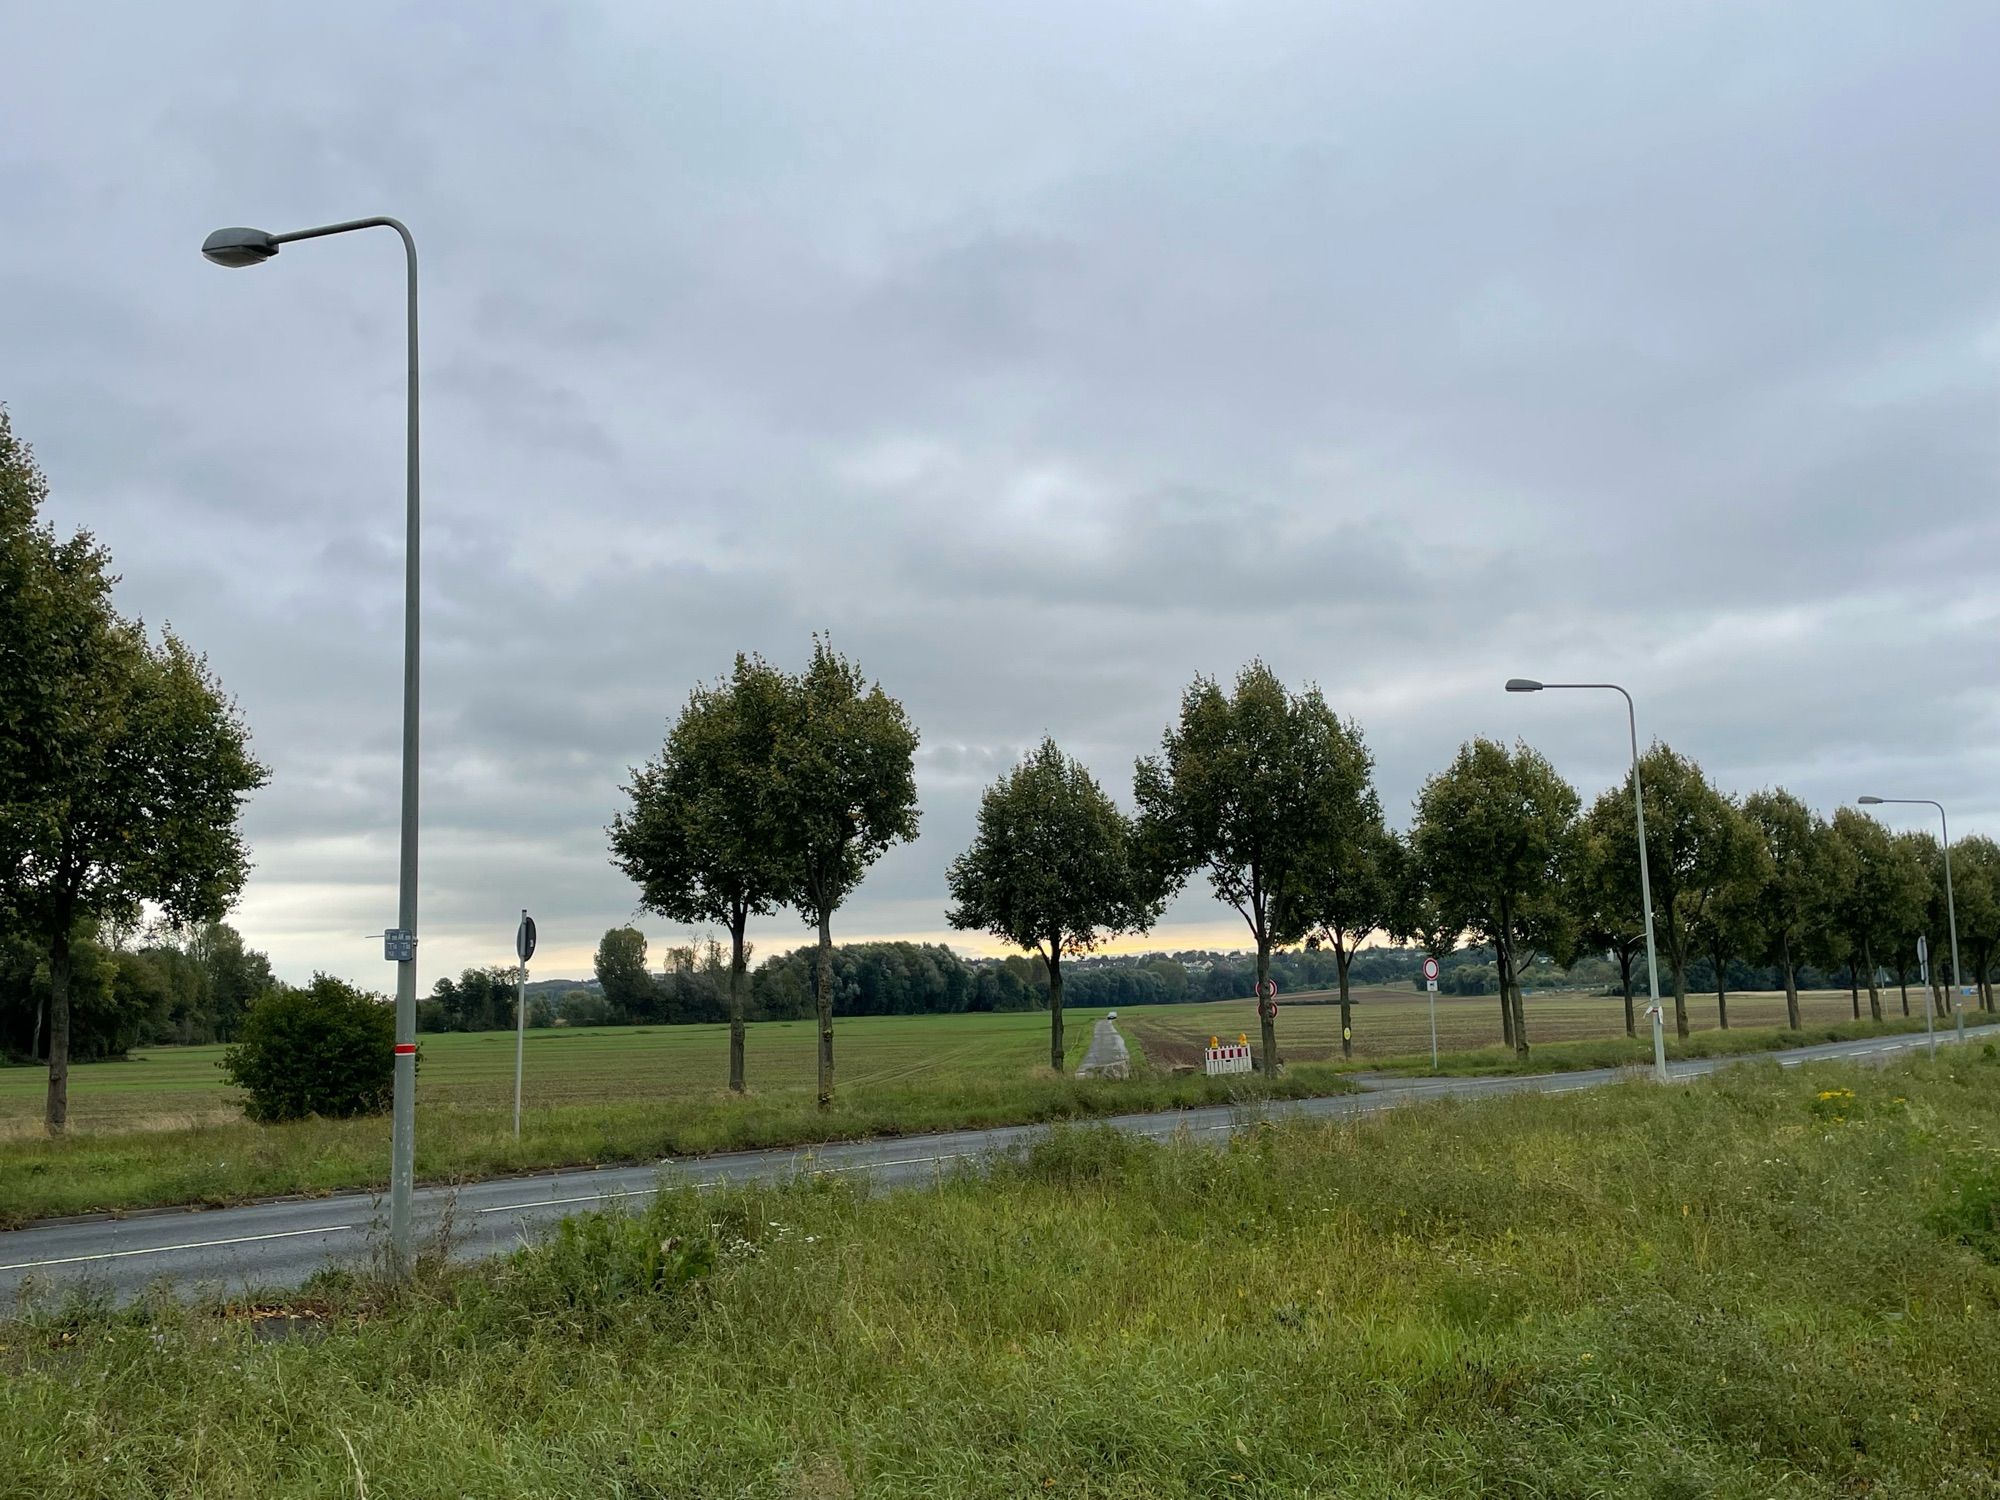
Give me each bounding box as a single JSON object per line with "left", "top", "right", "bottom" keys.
{"left": 1204, "top": 1042, "right": 1253, "bottom": 1076}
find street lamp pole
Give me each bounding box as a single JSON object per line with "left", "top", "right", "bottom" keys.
{"left": 1507, "top": 679, "right": 1670, "bottom": 1083}
{"left": 1859, "top": 796, "right": 1965, "bottom": 1047}
{"left": 203, "top": 219, "right": 422, "bottom": 1269}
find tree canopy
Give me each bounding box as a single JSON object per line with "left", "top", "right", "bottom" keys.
{"left": 947, "top": 737, "right": 1160, "bottom": 1070}
{"left": 768, "top": 637, "right": 920, "bottom": 1104}
{"left": 1410, "top": 738, "right": 1579, "bottom": 1057}
{"left": 1, "top": 409, "right": 268, "bottom": 1131}
{"left": 1135, "top": 661, "right": 1370, "bottom": 1074}
{"left": 612, "top": 652, "right": 793, "bottom": 1091}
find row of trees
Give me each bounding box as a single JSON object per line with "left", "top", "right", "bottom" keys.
{"left": 1, "top": 409, "right": 269, "bottom": 1131}
{"left": 621, "top": 654, "right": 2000, "bottom": 1090}
{"left": 610, "top": 643, "right": 920, "bottom": 1103}
{"left": 0, "top": 921, "right": 277, "bottom": 1062}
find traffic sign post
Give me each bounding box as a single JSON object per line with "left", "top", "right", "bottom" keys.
{"left": 1422, "top": 958, "right": 1441, "bottom": 1068}
{"left": 1918, "top": 935, "right": 1936, "bottom": 1060}
{"left": 513, "top": 910, "right": 536, "bottom": 1138}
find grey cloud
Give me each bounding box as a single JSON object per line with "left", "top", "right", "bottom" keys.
{"left": 6, "top": 0, "right": 2000, "bottom": 983}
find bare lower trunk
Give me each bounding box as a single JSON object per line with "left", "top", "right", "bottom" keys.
{"left": 1256, "top": 939, "right": 1277, "bottom": 1076}
{"left": 728, "top": 911, "right": 748, "bottom": 1094}
{"left": 1782, "top": 941, "right": 1801, "bottom": 1032}
{"left": 814, "top": 912, "right": 834, "bottom": 1108}
{"left": 1862, "top": 940, "right": 1882, "bottom": 1023}
{"left": 1496, "top": 944, "right": 1515, "bottom": 1050}
{"left": 1498, "top": 942, "right": 1527, "bottom": 1058}
{"left": 1047, "top": 939, "right": 1065, "bottom": 1072}
{"left": 1618, "top": 948, "right": 1635, "bottom": 1038}
{"left": 30, "top": 988, "right": 45, "bottom": 1063}
{"left": 45, "top": 928, "right": 71, "bottom": 1136}
{"left": 1336, "top": 946, "right": 1354, "bottom": 1060}
{"left": 1897, "top": 970, "right": 1909, "bottom": 1018}
{"left": 1714, "top": 946, "right": 1729, "bottom": 1030}
{"left": 1670, "top": 951, "right": 1689, "bottom": 1040}
{"left": 1848, "top": 964, "right": 1860, "bottom": 1020}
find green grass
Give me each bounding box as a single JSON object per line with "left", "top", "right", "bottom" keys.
{"left": 1126, "top": 983, "right": 1990, "bottom": 1068}
{"left": 7, "top": 1052, "right": 2000, "bottom": 1496}
{"left": 1356, "top": 1013, "right": 2000, "bottom": 1078}
{"left": 0, "top": 1009, "right": 1356, "bottom": 1227}
{"left": 0, "top": 1011, "right": 1123, "bottom": 1136}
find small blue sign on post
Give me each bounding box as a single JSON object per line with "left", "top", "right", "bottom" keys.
{"left": 384, "top": 928, "right": 416, "bottom": 963}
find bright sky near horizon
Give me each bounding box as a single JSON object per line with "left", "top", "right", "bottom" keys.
{"left": 5, "top": 2, "right": 1998, "bottom": 987}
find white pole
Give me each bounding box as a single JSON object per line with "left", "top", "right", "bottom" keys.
{"left": 1507, "top": 680, "right": 1670, "bottom": 1082}
{"left": 1428, "top": 985, "right": 1438, "bottom": 1069}
{"left": 513, "top": 907, "right": 528, "bottom": 1139}
{"left": 1919, "top": 934, "right": 1935, "bottom": 1060}
{"left": 512, "top": 962, "right": 527, "bottom": 1138}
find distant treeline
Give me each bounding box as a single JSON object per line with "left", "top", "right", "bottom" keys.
{"left": 407, "top": 931, "right": 1883, "bottom": 1036}
{"left": 1, "top": 923, "right": 276, "bottom": 1064}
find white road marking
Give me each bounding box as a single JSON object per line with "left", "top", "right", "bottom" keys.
{"left": 477, "top": 1186, "right": 656, "bottom": 1214}
{"left": 0, "top": 1222, "right": 356, "bottom": 1273}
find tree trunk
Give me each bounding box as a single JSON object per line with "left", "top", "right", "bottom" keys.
{"left": 1495, "top": 944, "right": 1515, "bottom": 1050}
{"left": 1047, "top": 938, "right": 1065, "bottom": 1073}
{"left": 1336, "top": 943, "right": 1353, "bottom": 1060}
{"left": 1670, "top": 949, "right": 1689, "bottom": 1040}
{"left": 1848, "top": 963, "right": 1860, "bottom": 1020}
{"left": 1781, "top": 939, "right": 1801, "bottom": 1032}
{"left": 1498, "top": 941, "right": 1527, "bottom": 1058}
{"left": 30, "top": 987, "right": 45, "bottom": 1064}
{"left": 1618, "top": 947, "right": 1635, "bottom": 1039}
{"left": 814, "top": 911, "right": 834, "bottom": 1108}
{"left": 1713, "top": 942, "right": 1729, "bottom": 1030}
{"left": 1862, "top": 939, "right": 1882, "bottom": 1023}
{"left": 1256, "top": 938, "right": 1277, "bottom": 1077}
{"left": 45, "top": 927, "right": 71, "bottom": 1136}
{"left": 728, "top": 909, "right": 748, "bottom": 1094}
{"left": 1897, "top": 966, "right": 1909, "bottom": 1018}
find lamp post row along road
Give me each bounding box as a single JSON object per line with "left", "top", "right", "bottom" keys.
{"left": 1858, "top": 796, "right": 1966, "bottom": 1049}
{"left": 202, "top": 219, "right": 422, "bottom": 1271}
{"left": 1505, "top": 679, "right": 1671, "bottom": 1083}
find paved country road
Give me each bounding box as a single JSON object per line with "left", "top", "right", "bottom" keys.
{"left": 1075, "top": 1017, "right": 1131, "bottom": 1078}
{"left": 0, "top": 1028, "right": 1976, "bottom": 1306}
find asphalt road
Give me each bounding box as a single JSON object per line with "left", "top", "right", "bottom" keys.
{"left": 0, "top": 1026, "right": 1973, "bottom": 1306}
{"left": 1075, "top": 1017, "right": 1131, "bottom": 1078}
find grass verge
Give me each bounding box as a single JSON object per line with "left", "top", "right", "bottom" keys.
{"left": 1356, "top": 1012, "right": 2000, "bottom": 1078}
{"left": 7, "top": 1054, "right": 2000, "bottom": 1496}
{"left": 0, "top": 1063, "right": 1354, "bottom": 1228}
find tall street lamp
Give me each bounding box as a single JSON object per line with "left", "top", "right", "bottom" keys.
{"left": 1506, "top": 679, "right": 1670, "bottom": 1082}
{"left": 203, "top": 219, "right": 422, "bottom": 1269}
{"left": 1858, "top": 796, "right": 1965, "bottom": 1047}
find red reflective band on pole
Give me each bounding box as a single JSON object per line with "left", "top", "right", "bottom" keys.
{"left": 394, "top": 1043, "right": 417, "bottom": 1055}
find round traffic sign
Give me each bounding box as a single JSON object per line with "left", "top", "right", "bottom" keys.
{"left": 1422, "top": 957, "right": 1439, "bottom": 981}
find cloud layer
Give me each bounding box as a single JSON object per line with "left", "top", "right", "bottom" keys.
{"left": 6, "top": 1, "right": 1998, "bottom": 985}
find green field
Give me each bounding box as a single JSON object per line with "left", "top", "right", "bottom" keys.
{"left": 0, "top": 1010, "right": 1116, "bottom": 1138}
{"left": 0, "top": 1009, "right": 1359, "bottom": 1226}
{"left": 8, "top": 1053, "right": 2000, "bottom": 1497}
{"left": 0, "top": 984, "right": 1975, "bottom": 1227}
{"left": 1126, "top": 983, "right": 1933, "bottom": 1067}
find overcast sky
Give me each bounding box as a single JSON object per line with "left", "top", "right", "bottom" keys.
{"left": 6, "top": 1, "right": 1998, "bottom": 988}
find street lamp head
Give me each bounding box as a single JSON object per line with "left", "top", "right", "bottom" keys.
{"left": 201, "top": 227, "right": 280, "bottom": 268}
{"left": 1504, "top": 678, "right": 1544, "bottom": 693}
{"left": 1858, "top": 796, "right": 1884, "bottom": 805}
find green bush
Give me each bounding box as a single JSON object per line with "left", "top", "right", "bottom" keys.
{"left": 221, "top": 974, "right": 400, "bottom": 1123}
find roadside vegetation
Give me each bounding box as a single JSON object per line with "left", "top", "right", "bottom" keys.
{"left": 0, "top": 1019, "right": 1355, "bottom": 1225}
{"left": 8, "top": 1054, "right": 2000, "bottom": 1496}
